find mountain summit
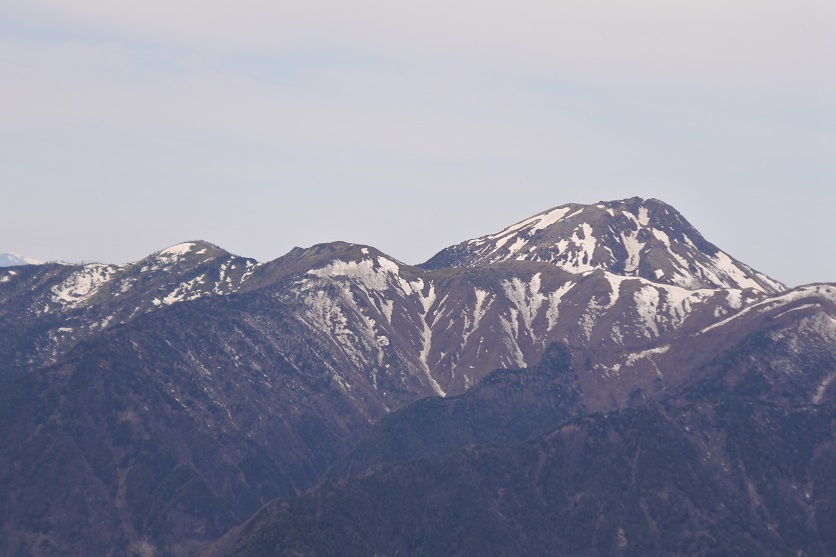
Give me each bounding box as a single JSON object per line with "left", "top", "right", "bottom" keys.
{"left": 0, "top": 253, "right": 43, "bottom": 267}
{"left": 422, "top": 197, "right": 784, "bottom": 293}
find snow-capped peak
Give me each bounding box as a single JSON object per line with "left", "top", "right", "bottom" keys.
{"left": 154, "top": 241, "right": 223, "bottom": 260}
{"left": 421, "top": 197, "right": 785, "bottom": 294}
{"left": 0, "top": 253, "right": 44, "bottom": 267}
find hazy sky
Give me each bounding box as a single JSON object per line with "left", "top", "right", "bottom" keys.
{"left": 1, "top": 1, "right": 834, "bottom": 286}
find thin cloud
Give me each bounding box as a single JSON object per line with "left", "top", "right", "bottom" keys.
{"left": 0, "top": 1, "right": 833, "bottom": 285}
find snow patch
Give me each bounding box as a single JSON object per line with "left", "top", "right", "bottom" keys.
{"left": 604, "top": 273, "right": 631, "bottom": 308}
{"left": 637, "top": 206, "right": 650, "bottom": 226}
{"left": 546, "top": 282, "right": 575, "bottom": 331}
{"left": 413, "top": 281, "right": 444, "bottom": 396}
{"left": 726, "top": 289, "right": 743, "bottom": 309}
{"left": 161, "top": 274, "right": 208, "bottom": 305}
{"left": 813, "top": 373, "right": 836, "bottom": 404}
{"left": 487, "top": 206, "right": 572, "bottom": 241}
{"left": 660, "top": 284, "right": 713, "bottom": 327}
{"left": 634, "top": 286, "right": 661, "bottom": 338}
{"left": 51, "top": 264, "right": 116, "bottom": 307}
{"left": 502, "top": 273, "right": 546, "bottom": 341}
{"left": 461, "top": 288, "right": 492, "bottom": 349}
{"left": 700, "top": 285, "right": 827, "bottom": 334}
{"left": 377, "top": 257, "right": 400, "bottom": 275}
{"left": 506, "top": 237, "right": 527, "bottom": 255}
{"left": 556, "top": 223, "right": 597, "bottom": 273}
{"left": 712, "top": 251, "right": 764, "bottom": 291}
{"left": 625, "top": 345, "right": 670, "bottom": 365}
{"left": 499, "top": 309, "right": 527, "bottom": 367}
{"left": 380, "top": 299, "right": 394, "bottom": 323}
{"left": 309, "top": 259, "right": 391, "bottom": 291}
{"left": 621, "top": 231, "right": 645, "bottom": 274}
{"left": 159, "top": 243, "right": 195, "bottom": 257}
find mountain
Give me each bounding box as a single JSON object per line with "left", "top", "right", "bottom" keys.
{"left": 1, "top": 197, "right": 831, "bottom": 557}
{"left": 422, "top": 197, "right": 784, "bottom": 294}
{"left": 0, "top": 295, "right": 391, "bottom": 556}
{"left": 326, "top": 342, "right": 585, "bottom": 479}
{"left": 0, "top": 253, "right": 43, "bottom": 267}
{"left": 207, "top": 285, "right": 836, "bottom": 556}
{"left": 325, "top": 284, "right": 836, "bottom": 481}
{"left": 1, "top": 209, "right": 775, "bottom": 394}
{"left": 0, "top": 241, "right": 262, "bottom": 383}
{"left": 204, "top": 200, "right": 836, "bottom": 556}
{"left": 206, "top": 398, "right": 836, "bottom": 557}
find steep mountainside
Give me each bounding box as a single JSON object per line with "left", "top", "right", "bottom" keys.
{"left": 422, "top": 197, "right": 784, "bottom": 294}
{"left": 1, "top": 235, "right": 773, "bottom": 397}
{"left": 207, "top": 288, "right": 836, "bottom": 555}
{"left": 0, "top": 293, "right": 397, "bottom": 557}
{"left": 326, "top": 343, "right": 585, "bottom": 479}
{"left": 324, "top": 284, "right": 836, "bottom": 482}
{"left": 1, "top": 197, "right": 826, "bottom": 557}
{"left": 207, "top": 399, "right": 836, "bottom": 557}
{"left": 0, "top": 242, "right": 261, "bottom": 383}
{"left": 202, "top": 200, "right": 836, "bottom": 557}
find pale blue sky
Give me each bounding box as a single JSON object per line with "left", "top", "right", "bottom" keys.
{"left": 1, "top": 1, "right": 834, "bottom": 286}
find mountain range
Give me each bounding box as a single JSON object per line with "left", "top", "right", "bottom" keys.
{"left": 1, "top": 197, "right": 833, "bottom": 556}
